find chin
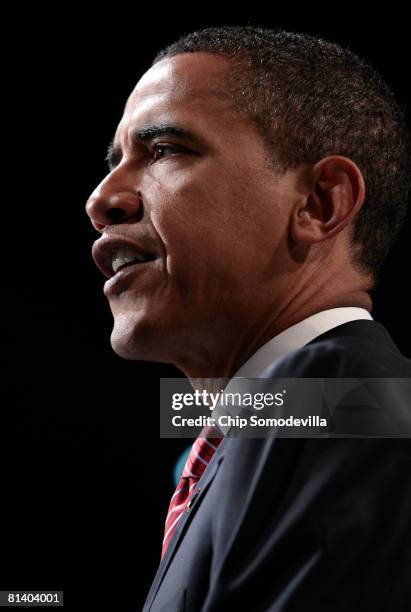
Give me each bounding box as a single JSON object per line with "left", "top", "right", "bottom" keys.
{"left": 109, "top": 311, "right": 146, "bottom": 360}
{"left": 110, "top": 334, "right": 139, "bottom": 360}
{"left": 109, "top": 310, "right": 172, "bottom": 363}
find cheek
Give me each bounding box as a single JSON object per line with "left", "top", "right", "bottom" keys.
{"left": 144, "top": 165, "right": 286, "bottom": 284}
{"left": 146, "top": 172, "right": 223, "bottom": 261}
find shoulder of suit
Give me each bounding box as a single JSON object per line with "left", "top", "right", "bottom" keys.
{"left": 263, "top": 320, "right": 411, "bottom": 378}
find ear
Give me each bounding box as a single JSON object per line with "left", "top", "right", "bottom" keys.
{"left": 290, "top": 156, "right": 366, "bottom": 244}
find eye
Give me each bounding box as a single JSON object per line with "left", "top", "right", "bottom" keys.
{"left": 151, "top": 144, "right": 182, "bottom": 162}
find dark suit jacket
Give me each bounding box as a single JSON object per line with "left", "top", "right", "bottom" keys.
{"left": 143, "top": 320, "right": 411, "bottom": 611}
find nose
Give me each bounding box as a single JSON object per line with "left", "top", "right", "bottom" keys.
{"left": 85, "top": 186, "right": 144, "bottom": 232}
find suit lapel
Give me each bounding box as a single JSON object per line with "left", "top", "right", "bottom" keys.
{"left": 143, "top": 441, "right": 226, "bottom": 611}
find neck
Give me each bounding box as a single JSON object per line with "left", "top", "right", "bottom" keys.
{"left": 175, "top": 262, "right": 374, "bottom": 386}
{"left": 180, "top": 293, "right": 372, "bottom": 392}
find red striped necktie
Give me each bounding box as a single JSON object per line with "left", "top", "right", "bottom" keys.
{"left": 161, "top": 425, "right": 223, "bottom": 558}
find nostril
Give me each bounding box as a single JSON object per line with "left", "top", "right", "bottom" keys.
{"left": 107, "top": 201, "right": 144, "bottom": 224}
{"left": 107, "top": 208, "right": 125, "bottom": 223}
{"left": 135, "top": 205, "right": 144, "bottom": 222}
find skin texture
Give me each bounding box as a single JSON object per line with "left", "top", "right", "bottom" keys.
{"left": 85, "top": 52, "right": 373, "bottom": 380}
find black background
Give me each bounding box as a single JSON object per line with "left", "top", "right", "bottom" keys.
{"left": 3, "top": 10, "right": 411, "bottom": 611}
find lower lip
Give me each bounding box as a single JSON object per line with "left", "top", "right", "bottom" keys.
{"left": 103, "top": 260, "right": 157, "bottom": 297}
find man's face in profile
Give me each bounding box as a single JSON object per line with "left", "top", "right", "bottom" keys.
{"left": 86, "top": 52, "right": 297, "bottom": 371}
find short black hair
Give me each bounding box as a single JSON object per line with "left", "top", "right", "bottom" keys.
{"left": 152, "top": 25, "right": 411, "bottom": 278}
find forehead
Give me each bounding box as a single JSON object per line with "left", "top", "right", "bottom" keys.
{"left": 114, "top": 53, "right": 257, "bottom": 146}
{"left": 129, "top": 52, "right": 230, "bottom": 107}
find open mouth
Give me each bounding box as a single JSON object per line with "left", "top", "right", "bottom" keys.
{"left": 112, "top": 248, "right": 156, "bottom": 274}
{"left": 92, "top": 235, "right": 158, "bottom": 279}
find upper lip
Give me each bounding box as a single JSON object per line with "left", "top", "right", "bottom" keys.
{"left": 92, "top": 234, "right": 158, "bottom": 279}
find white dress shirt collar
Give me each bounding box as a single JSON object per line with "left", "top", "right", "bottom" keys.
{"left": 232, "top": 307, "right": 373, "bottom": 378}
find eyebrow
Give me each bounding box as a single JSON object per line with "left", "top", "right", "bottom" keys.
{"left": 105, "top": 123, "right": 206, "bottom": 169}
